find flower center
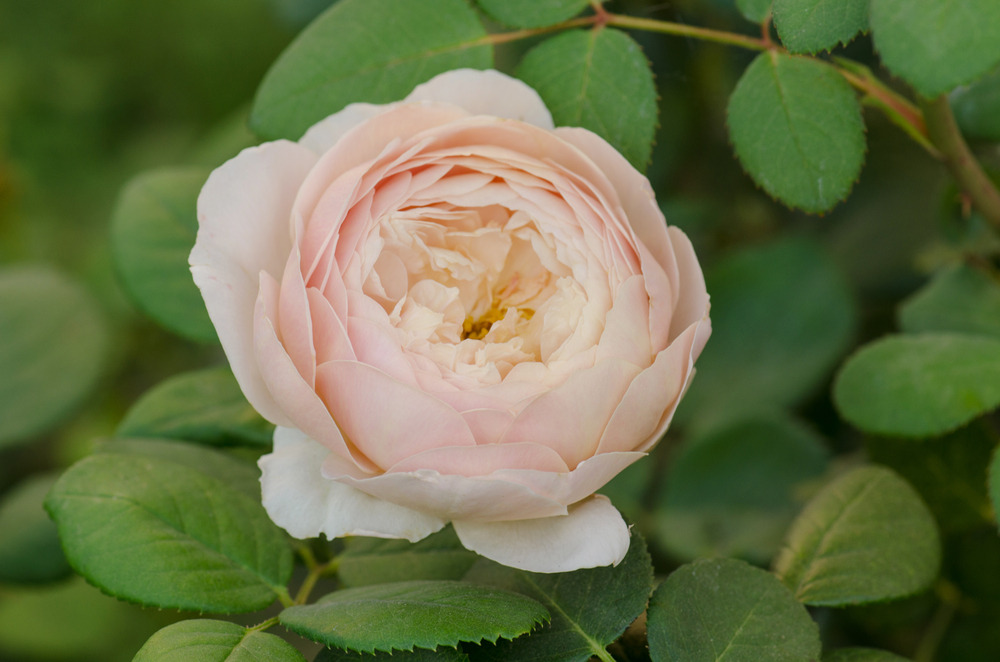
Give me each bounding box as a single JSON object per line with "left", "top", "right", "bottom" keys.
{"left": 462, "top": 299, "right": 534, "bottom": 340}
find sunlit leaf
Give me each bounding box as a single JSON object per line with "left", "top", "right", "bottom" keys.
{"left": 133, "top": 620, "right": 306, "bottom": 662}
{"left": 773, "top": 0, "right": 867, "bottom": 53}
{"left": 774, "top": 465, "right": 940, "bottom": 606}
{"left": 476, "top": 0, "right": 589, "bottom": 28}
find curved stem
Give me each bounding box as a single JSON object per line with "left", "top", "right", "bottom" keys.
{"left": 605, "top": 13, "right": 768, "bottom": 51}
{"left": 922, "top": 95, "right": 1000, "bottom": 230}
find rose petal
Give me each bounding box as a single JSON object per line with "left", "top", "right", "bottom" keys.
{"left": 260, "top": 426, "right": 445, "bottom": 541}
{"left": 386, "top": 442, "right": 569, "bottom": 476}
{"left": 191, "top": 140, "right": 316, "bottom": 423}
{"left": 405, "top": 69, "right": 554, "bottom": 130}
{"left": 299, "top": 102, "right": 389, "bottom": 153}
{"left": 315, "top": 361, "right": 476, "bottom": 470}
{"left": 667, "top": 227, "right": 710, "bottom": 338}
{"left": 596, "top": 275, "right": 653, "bottom": 365}
{"left": 452, "top": 495, "right": 630, "bottom": 573}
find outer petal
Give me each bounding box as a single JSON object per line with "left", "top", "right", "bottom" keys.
{"left": 299, "top": 102, "right": 389, "bottom": 154}
{"left": 405, "top": 69, "right": 554, "bottom": 129}
{"left": 259, "top": 427, "right": 445, "bottom": 541}
{"left": 453, "top": 495, "right": 630, "bottom": 573}
{"left": 191, "top": 140, "right": 317, "bottom": 423}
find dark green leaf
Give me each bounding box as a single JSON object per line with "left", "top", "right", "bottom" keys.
{"left": 0, "top": 473, "right": 71, "bottom": 584}
{"left": 516, "top": 28, "right": 657, "bottom": 170}
{"left": 117, "top": 366, "right": 274, "bottom": 447}
{"left": 110, "top": 167, "right": 217, "bottom": 343}
{"left": 773, "top": 0, "right": 868, "bottom": 53}
{"left": 824, "top": 648, "right": 911, "bottom": 662}
{"left": 316, "top": 645, "right": 469, "bottom": 662}
{"left": 675, "top": 238, "right": 856, "bottom": 425}
{"left": 867, "top": 424, "right": 995, "bottom": 533}
{"left": 647, "top": 558, "right": 821, "bottom": 662}
{"left": 45, "top": 447, "right": 292, "bottom": 613}
{"left": 774, "top": 465, "right": 940, "bottom": 606}
{"left": 951, "top": 65, "right": 1000, "bottom": 141}
{"left": 338, "top": 527, "right": 479, "bottom": 588}
{"left": 727, "top": 51, "right": 866, "bottom": 212}
{"left": 736, "top": 0, "right": 772, "bottom": 23}
{"left": 463, "top": 531, "right": 652, "bottom": 662}
{"left": 133, "top": 620, "right": 306, "bottom": 662}
{"left": 280, "top": 580, "right": 547, "bottom": 652}
{"left": 476, "top": 0, "right": 588, "bottom": 28}
{"left": 898, "top": 264, "right": 1000, "bottom": 338}
{"left": 989, "top": 443, "right": 1000, "bottom": 530}
{"left": 0, "top": 266, "right": 108, "bottom": 448}
{"left": 251, "top": 0, "right": 493, "bottom": 140}
{"left": 833, "top": 333, "right": 1000, "bottom": 437}
{"left": 653, "top": 411, "right": 830, "bottom": 563}
{"left": 870, "top": 0, "right": 1000, "bottom": 98}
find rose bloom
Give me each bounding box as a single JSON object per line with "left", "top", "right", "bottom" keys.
{"left": 191, "top": 69, "right": 710, "bottom": 573}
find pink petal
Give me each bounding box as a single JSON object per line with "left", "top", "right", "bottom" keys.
{"left": 405, "top": 69, "right": 554, "bottom": 129}
{"left": 299, "top": 102, "right": 390, "bottom": 153}
{"left": 260, "top": 426, "right": 444, "bottom": 541}
{"left": 386, "top": 442, "right": 569, "bottom": 476}
{"left": 462, "top": 408, "right": 515, "bottom": 445}
{"left": 667, "top": 227, "right": 710, "bottom": 339}
{"left": 597, "top": 275, "right": 653, "bottom": 365}
{"left": 452, "top": 495, "right": 630, "bottom": 573}
{"left": 191, "top": 140, "right": 316, "bottom": 423}
{"left": 314, "top": 361, "right": 476, "bottom": 470}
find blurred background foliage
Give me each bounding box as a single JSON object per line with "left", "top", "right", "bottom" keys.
{"left": 1, "top": 0, "right": 998, "bottom": 660}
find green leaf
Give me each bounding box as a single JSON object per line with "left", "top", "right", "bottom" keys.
{"left": 823, "top": 648, "right": 911, "bottom": 662}
{"left": 653, "top": 411, "right": 830, "bottom": 564}
{"left": 647, "top": 558, "right": 821, "bottom": 662}
{"left": 279, "top": 580, "right": 548, "bottom": 652}
{"left": 316, "top": 646, "right": 469, "bottom": 661}
{"left": 117, "top": 366, "right": 274, "bottom": 447}
{"left": 736, "top": 0, "right": 772, "bottom": 23}
{"left": 951, "top": 65, "right": 1000, "bottom": 141}
{"left": 772, "top": 0, "right": 868, "bottom": 53}
{"left": 110, "top": 167, "right": 217, "bottom": 343}
{"left": 476, "top": 0, "right": 589, "bottom": 28}
{"left": 251, "top": 0, "right": 492, "bottom": 140}
{"left": 867, "top": 424, "right": 995, "bottom": 533}
{"left": 516, "top": 28, "right": 657, "bottom": 170}
{"left": 773, "top": 465, "right": 940, "bottom": 606}
{"left": 338, "top": 527, "right": 479, "bottom": 588}
{"left": 45, "top": 447, "right": 292, "bottom": 613}
{"left": 133, "top": 620, "right": 306, "bottom": 662}
{"left": 463, "top": 531, "right": 652, "bottom": 662}
{"left": 0, "top": 472, "right": 71, "bottom": 584}
{"left": 989, "top": 443, "right": 1000, "bottom": 530}
{"left": 870, "top": 0, "right": 1000, "bottom": 98}
{"left": 675, "top": 238, "right": 856, "bottom": 425}
{"left": 833, "top": 333, "right": 1000, "bottom": 438}
{"left": 898, "top": 264, "right": 1000, "bottom": 338}
{"left": 0, "top": 266, "right": 108, "bottom": 448}
{"left": 727, "top": 51, "right": 866, "bottom": 212}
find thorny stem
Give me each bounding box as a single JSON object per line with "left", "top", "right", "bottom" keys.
{"left": 922, "top": 94, "right": 1000, "bottom": 230}
{"left": 249, "top": 616, "right": 281, "bottom": 633}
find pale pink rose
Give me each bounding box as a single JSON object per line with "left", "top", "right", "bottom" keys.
{"left": 191, "top": 69, "right": 710, "bottom": 573}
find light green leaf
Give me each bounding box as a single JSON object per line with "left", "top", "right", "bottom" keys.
{"left": 45, "top": 447, "right": 292, "bottom": 613}
{"left": 476, "top": 0, "right": 589, "bottom": 28}
{"left": 117, "top": 366, "right": 274, "bottom": 447}
{"left": 0, "top": 473, "right": 71, "bottom": 584}
{"left": 316, "top": 645, "right": 469, "bottom": 661}
{"left": 0, "top": 266, "right": 108, "bottom": 448}
{"left": 736, "top": 0, "right": 772, "bottom": 23}
{"left": 951, "top": 65, "right": 1000, "bottom": 141}
{"left": 647, "top": 558, "right": 821, "bottom": 662}
{"left": 654, "top": 411, "right": 830, "bottom": 564}
{"left": 280, "top": 580, "right": 548, "bottom": 652}
{"left": 251, "top": 0, "right": 492, "bottom": 140}
{"left": 338, "top": 527, "right": 479, "bottom": 588}
{"left": 774, "top": 465, "right": 940, "bottom": 606}
{"left": 898, "top": 264, "right": 1000, "bottom": 338}
{"left": 516, "top": 28, "right": 657, "bottom": 170}
{"left": 727, "top": 51, "right": 866, "bottom": 212}
{"left": 463, "top": 531, "right": 652, "bottom": 662}
{"left": 675, "top": 238, "right": 856, "bottom": 425}
{"left": 824, "top": 648, "right": 911, "bottom": 662}
{"left": 773, "top": 0, "right": 868, "bottom": 53}
{"left": 870, "top": 0, "right": 1000, "bottom": 98}
{"left": 833, "top": 334, "right": 1000, "bottom": 438}
{"left": 110, "top": 167, "right": 217, "bottom": 343}
{"left": 133, "top": 620, "right": 306, "bottom": 662}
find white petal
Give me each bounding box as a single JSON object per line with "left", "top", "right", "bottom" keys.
{"left": 259, "top": 426, "right": 445, "bottom": 541}
{"left": 299, "top": 102, "right": 390, "bottom": 153}
{"left": 405, "top": 69, "right": 554, "bottom": 129}
{"left": 453, "top": 495, "right": 630, "bottom": 573}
